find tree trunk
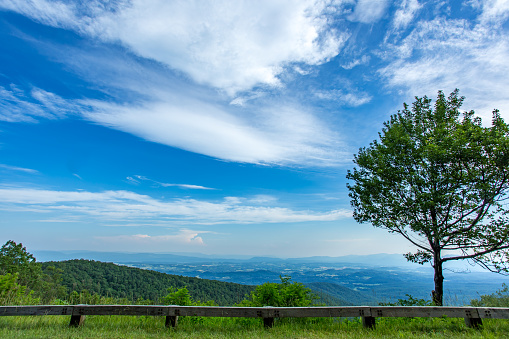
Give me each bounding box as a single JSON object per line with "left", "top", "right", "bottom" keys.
{"left": 432, "top": 254, "right": 444, "bottom": 306}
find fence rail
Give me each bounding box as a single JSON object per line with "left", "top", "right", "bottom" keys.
{"left": 1, "top": 305, "right": 509, "bottom": 329}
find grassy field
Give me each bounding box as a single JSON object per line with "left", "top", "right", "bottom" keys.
{"left": 1, "top": 315, "right": 508, "bottom": 338}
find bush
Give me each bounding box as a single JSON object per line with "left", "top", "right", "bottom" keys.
{"left": 161, "top": 286, "right": 216, "bottom": 306}
{"left": 0, "top": 273, "right": 40, "bottom": 305}
{"left": 471, "top": 284, "right": 509, "bottom": 307}
{"left": 239, "top": 275, "right": 317, "bottom": 307}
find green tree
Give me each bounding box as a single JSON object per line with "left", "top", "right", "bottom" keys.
{"left": 39, "top": 265, "right": 67, "bottom": 302}
{"left": 240, "top": 275, "right": 317, "bottom": 307}
{"left": 0, "top": 273, "right": 40, "bottom": 305}
{"left": 161, "top": 286, "right": 216, "bottom": 306}
{"left": 347, "top": 90, "right": 509, "bottom": 306}
{"left": 0, "top": 240, "right": 42, "bottom": 290}
{"left": 161, "top": 286, "right": 193, "bottom": 306}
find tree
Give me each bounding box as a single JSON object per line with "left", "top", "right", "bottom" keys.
{"left": 161, "top": 286, "right": 193, "bottom": 306}
{"left": 240, "top": 275, "right": 317, "bottom": 307}
{"left": 161, "top": 286, "right": 216, "bottom": 306}
{"left": 0, "top": 240, "right": 42, "bottom": 289}
{"left": 346, "top": 90, "right": 509, "bottom": 306}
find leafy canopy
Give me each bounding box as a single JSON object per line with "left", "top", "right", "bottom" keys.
{"left": 239, "top": 275, "right": 317, "bottom": 307}
{"left": 0, "top": 240, "right": 42, "bottom": 289}
{"left": 347, "top": 89, "right": 509, "bottom": 271}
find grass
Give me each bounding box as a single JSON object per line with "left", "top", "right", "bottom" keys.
{"left": 0, "top": 315, "right": 509, "bottom": 338}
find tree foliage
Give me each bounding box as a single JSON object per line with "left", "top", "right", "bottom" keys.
{"left": 347, "top": 90, "right": 509, "bottom": 305}
{"left": 161, "top": 286, "right": 216, "bottom": 306}
{"left": 240, "top": 275, "right": 317, "bottom": 307}
{"left": 0, "top": 240, "right": 42, "bottom": 289}
{"left": 0, "top": 273, "right": 40, "bottom": 305}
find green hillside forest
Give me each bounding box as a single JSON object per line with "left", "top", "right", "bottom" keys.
{"left": 41, "top": 259, "right": 255, "bottom": 306}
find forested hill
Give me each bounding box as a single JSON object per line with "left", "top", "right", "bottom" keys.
{"left": 41, "top": 260, "right": 255, "bottom": 306}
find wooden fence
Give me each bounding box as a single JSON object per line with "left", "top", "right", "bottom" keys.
{"left": 1, "top": 305, "right": 509, "bottom": 329}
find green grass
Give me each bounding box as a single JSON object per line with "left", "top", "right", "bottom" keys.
{"left": 1, "top": 316, "right": 509, "bottom": 338}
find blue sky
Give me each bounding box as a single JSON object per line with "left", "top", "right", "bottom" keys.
{"left": 1, "top": 0, "right": 509, "bottom": 257}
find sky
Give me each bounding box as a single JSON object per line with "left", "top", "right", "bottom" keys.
{"left": 1, "top": 0, "right": 509, "bottom": 258}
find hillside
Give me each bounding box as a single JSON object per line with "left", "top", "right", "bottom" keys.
{"left": 41, "top": 260, "right": 255, "bottom": 305}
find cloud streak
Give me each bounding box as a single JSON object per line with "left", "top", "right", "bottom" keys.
{"left": 0, "top": 85, "right": 78, "bottom": 122}
{"left": 0, "top": 164, "right": 39, "bottom": 174}
{"left": 0, "top": 187, "right": 351, "bottom": 225}
{"left": 96, "top": 229, "right": 208, "bottom": 246}
{"left": 130, "top": 175, "right": 216, "bottom": 190}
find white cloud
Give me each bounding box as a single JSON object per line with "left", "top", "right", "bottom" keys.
{"left": 96, "top": 229, "right": 207, "bottom": 246}
{"left": 0, "top": 187, "right": 352, "bottom": 224}
{"left": 80, "top": 95, "right": 343, "bottom": 166}
{"left": 478, "top": 0, "right": 509, "bottom": 23}
{"left": 1, "top": 0, "right": 348, "bottom": 95}
{"left": 1, "top": 78, "right": 343, "bottom": 165}
{"left": 0, "top": 0, "right": 79, "bottom": 27}
{"left": 0, "top": 164, "right": 39, "bottom": 174}
{"left": 132, "top": 175, "right": 216, "bottom": 190}
{"left": 379, "top": 14, "right": 509, "bottom": 120}
{"left": 348, "top": 0, "right": 389, "bottom": 23}
{"left": 0, "top": 85, "right": 78, "bottom": 122}
{"left": 392, "top": 0, "right": 422, "bottom": 30}
{"left": 83, "top": 99, "right": 285, "bottom": 164}
{"left": 340, "top": 55, "right": 370, "bottom": 69}
{"left": 313, "top": 89, "right": 372, "bottom": 106}
{"left": 247, "top": 195, "right": 278, "bottom": 204}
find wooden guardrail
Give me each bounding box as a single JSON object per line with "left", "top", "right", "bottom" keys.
{"left": 1, "top": 305, "right": 509, "bottom": 329}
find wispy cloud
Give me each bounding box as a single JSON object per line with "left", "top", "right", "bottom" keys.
{"left": 0, "top": 164, "right": 39, "bottom": 174}
{"left": 0, "top": 187, "right": 351, "bottom": 225}
{"left": 131, "top": 175, "right": 216, "bottom": 190}
{"left": 478, "top": 0, "right": 509, "bottom": 23}
{"left": 340, "top": 55, "right": 370, "bottom": 69}
{"left": 96, "top": 229, "right": 209, "bottom": 246}
{"left": 313, "top": 89, "right": 371, "bottom": 106}
{"left": 380, "top": 6, "right": 509, "bottom": 119}
{"left": 0, "top": 85, "right": 78, "bottom": 122}
{"left": 348, "top": 0, "right": 389, "bottom": 23}
{"left": 392, "top": 0, "right": 422, "bottom": 30}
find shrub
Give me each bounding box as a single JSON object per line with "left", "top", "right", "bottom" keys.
{"left": 239, "top": 275, "right": 317, "bottom": 307}
{"left": 471, "top": 284, "right": 509, "bottom": 307}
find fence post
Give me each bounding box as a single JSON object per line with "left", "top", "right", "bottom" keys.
{"left": 69, "top": 315, "right": 86, "bottom": 327}
{"left": 263, "top": 317, "right": 274, "bottom": 328}
{"left": 165, "top": 315, "right": 178, "bottom": 328}
{"left": 464, "top": 308, "right": 482, "bottom": 329}
{"left": 362, "top": 316, "right": 376, "bottom": 329}
{"left": 464, "top": 317, "right": 482, "bottom": 329}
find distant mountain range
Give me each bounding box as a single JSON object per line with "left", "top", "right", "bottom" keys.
{"left": 33, "top": 250, "right": 486, "bottom": 272}
{"left": 34, "top": 250, "right": 417, "bottom": 267}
